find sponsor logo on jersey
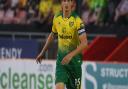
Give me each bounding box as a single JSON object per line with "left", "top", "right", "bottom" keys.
{"left": 59, "top": 34, "right": 72, "bottom": 39}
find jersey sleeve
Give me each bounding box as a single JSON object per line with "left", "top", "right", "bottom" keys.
{"left": 76, "top": 17, "right": 86, "bottom": 35}
{"left": 52, "top": 16, "right": 57, "bottom": 34}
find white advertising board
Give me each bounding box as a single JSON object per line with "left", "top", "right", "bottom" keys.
{"left": 0, "top": 60, "right": 56, "bottom": 89}
{"left": 1, "top": 60, "right": 128, "bottom": 89}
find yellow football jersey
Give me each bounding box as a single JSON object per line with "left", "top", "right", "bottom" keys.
{"left": 52, "top": 12, "right": 86, "bottom": 54}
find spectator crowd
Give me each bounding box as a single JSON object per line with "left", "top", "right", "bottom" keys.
{"left": 0, "top": 0, "right": 61, "bottom": 25}
{"left": 81, "top": 0, "right": 128, "bottom": 26}
{"left": 0, "top": 0, "right": 127, "bottom": 27}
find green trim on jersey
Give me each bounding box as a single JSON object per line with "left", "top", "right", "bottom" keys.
{"left": 54, "top": 12, "right": 62, "bottom": 18}
{"left": 71, "top": 11, "right": 78, "bottom": 18}
{"left": 57, "top": 49, "right": 82, "bottom": 66}
{"left": 54, "top": 11, "right": 79, "bottom": 18}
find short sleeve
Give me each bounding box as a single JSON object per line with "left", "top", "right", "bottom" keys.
{"left": 52, "top": 17, "right": 57, "bottom": 34}
{"left": 76, "top": 17, "right": 86, "bottom": 35}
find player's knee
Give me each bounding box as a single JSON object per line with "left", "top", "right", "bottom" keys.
{"left": 56, "top": 82, "right": 65, "bottom": 89}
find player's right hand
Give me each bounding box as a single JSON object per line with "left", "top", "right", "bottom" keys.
{"left": 36, "top": 53, "right": 43, "bottom": 64}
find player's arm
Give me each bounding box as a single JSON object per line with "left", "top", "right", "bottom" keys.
{"left": 70, "top": 33, "right": 88, "bottom": 57}
{"left": 61, "top": 32, "right": 88, "bottom": 65}
{"left": 36, "top": 14, "right": 57, "bottom": 64}
{"left": 36, "top": 32, "right": 55, "bottom": 64}
{"left": 71, "top": 18, "right": 88, "bottom": 57}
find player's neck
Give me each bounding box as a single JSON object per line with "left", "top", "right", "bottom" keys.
{"left": 63, "top": 10, "right": 72, "bottom": 18}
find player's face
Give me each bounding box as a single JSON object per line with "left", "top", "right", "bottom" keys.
{"left": 61, "top": 0, "right": 73, "bottom": 12}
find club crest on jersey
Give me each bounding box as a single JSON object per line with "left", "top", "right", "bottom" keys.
{"left": 80, "top": 23, "right": 84, "bottom": 28}
{"left": 62, "top": 27, "right": 66, "bottom": 33}
{"left": 69, "top": 21, "right": 74, "bottom": 27}
{"left": 58, "top": 22, "right": 60, "bottom": 25}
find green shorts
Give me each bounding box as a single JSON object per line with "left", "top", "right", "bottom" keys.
{"left": 55, "top": 58, "right": 82, "bottom": 89}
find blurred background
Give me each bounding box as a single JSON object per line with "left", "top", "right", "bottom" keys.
{"left": 0, "top": 0, "right": 128, "bottom": 89}
{"left": 0, "top": 0, "right": 127, "bottom": 60}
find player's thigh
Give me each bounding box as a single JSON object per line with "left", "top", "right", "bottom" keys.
{"left": 56, "top": 82, "right": 65, "bottom": 89}
{"left": 55, "top": 65, "right": 68, "bottom": 84}
{"left": 66, "top": 65, "right": 82, "bottom": 89}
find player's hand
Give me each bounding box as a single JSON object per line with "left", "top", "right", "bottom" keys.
{"left": 36, "top": 53, "right": 44, "bottom": 64}
{"left": 61, "top": 53, "right": 73, "bottom": 65}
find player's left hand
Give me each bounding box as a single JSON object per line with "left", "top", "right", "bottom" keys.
{"left": 61, "top": 53, "right": 73, "bottom": 65}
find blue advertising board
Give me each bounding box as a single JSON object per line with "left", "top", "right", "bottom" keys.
{"left": 83, "top": 61, "right": 128, "bottom": 89}
{"left": 0, "top": 39, "right": 39, "bottom": 59}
